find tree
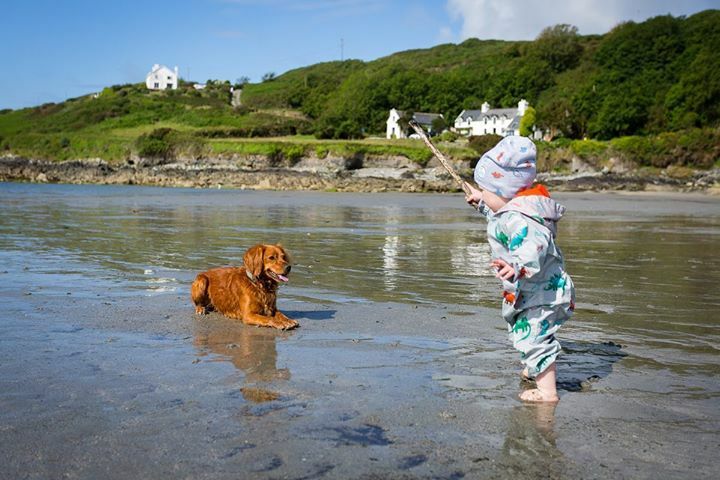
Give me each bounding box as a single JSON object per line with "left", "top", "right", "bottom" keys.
{"left": 431, "top": 116, "right": 447, "bottom": 136}
{"left": 533, "top": 24, "right": 583, "bottom": 73}
{"left": 261, "top": 72, "right": 276, "bottom": 82}
{"left": 397, "top": 111, "right": 415, "bottom": 134}
{"left": 666, "top": 48, "right": 720, "bottom": 129}
{"left": 519, "top": 106, "right": 536, "bottom": 137}
{"left": 589, "top": 84, "right": 651, "bottom": 139}
{"left": 536, "top": 98, "right": 579, "bottom": 139}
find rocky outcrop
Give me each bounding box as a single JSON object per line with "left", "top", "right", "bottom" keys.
{"left": 1, "top": 154, "right": 718, "bottom": 193}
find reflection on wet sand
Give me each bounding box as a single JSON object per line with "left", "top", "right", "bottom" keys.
{"left": 193, "top": 316, "right": 290, "bottom": 403}
{"left": 500, "top": 402, "right": 564, "bottom": 478}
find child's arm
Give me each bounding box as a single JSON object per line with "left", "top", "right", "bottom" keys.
{"left": 465, "top": 185, "right": 508, "bottom": 214}
{"left": 495, "top": 213, "right": 550, "bottom": 281}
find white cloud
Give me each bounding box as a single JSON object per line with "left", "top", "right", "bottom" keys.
{"left": 445, "top": 0, "right": 716, "bottom": 40}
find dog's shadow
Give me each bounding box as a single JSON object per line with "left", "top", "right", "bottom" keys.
{"left": 556, "top": 340, "right": 627, "bottom": 392}
{"left": 283, "top": 309, "right": 337, "bottom": 321}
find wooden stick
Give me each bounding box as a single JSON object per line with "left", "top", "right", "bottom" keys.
{"left": 408, "top": 120, "right": 473, "bottom": 195}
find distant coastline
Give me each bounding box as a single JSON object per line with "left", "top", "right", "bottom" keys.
{"left": 2, "top": 154, "right": 717, "bottom": 194}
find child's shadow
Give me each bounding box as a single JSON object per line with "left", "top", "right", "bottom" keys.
{"left": 283, "top": 309, "right": 337, "bottom": 321}
{"left": 556, "top": 340, "right": 627, "bottom": 392}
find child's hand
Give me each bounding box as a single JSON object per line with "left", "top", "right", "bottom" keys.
{"left": 490, "top": 259, "right": 516, "bottom": 281}
{"left": 465, "top": 185, "right": 483, "bottom": 206}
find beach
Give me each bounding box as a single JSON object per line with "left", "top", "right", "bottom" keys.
{"left": 1, "top": 183, "right": 718, "bottom": 479}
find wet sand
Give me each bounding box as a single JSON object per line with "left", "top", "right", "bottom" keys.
{"left": 1, "top": 183, "right": 719, "bottom": 479}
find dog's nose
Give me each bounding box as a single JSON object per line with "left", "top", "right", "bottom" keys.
{"left": 285, "top": 265, "right": 292, "bottom": 274}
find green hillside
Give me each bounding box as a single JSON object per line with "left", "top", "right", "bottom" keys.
{"left": 242, "top": 10, "right": 720, "bottom": 140}
{"left": 0, "top": 10, "right": 718, "bottom": 169}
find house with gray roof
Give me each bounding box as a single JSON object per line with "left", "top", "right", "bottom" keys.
{"left": 454, "top": 99, "right": 530, "bottom": 137}
{"left": 386, "top": 108, "right": 444, "bottom": 139}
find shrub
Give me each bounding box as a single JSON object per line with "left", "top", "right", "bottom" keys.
{"left": 314, "top": 145, "right": 329, "bottom": 158}
{"left": 283, "top": 144, "right": 306, "bottom": 163}
{"left": 609, "top": 136, "right": 659, "bottom": 166}
{"left": 135, "top": 128, "right": 207, "bottom": 159}
{"left": 335, "top": 120, "right": 364, "bottom": 139}
{"left": 519, "top": 106, "right": 537, "bottom": 137}
{"left": 136, "top": 128, "right": 173, "bottom": 157}
{"left": 439, "top": 130, "right": 459, "bottom": 142}
{"left": 313, "top": 118, "right": 364, "bottom": 140}
{"left": 467, "top": 134, "right": 503, "bottom": 155}
{"left": 570, "top": 139, "right": 607, "bottom": 159}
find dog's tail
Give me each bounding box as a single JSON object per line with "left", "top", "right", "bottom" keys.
{"left": 191, "top": 274, "right": 211, "bottom": 314}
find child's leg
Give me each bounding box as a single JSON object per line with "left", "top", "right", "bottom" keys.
{"left": 520, "top": 362, "right": 558, "bottom": 402}
{"left": 509, "top": 305, "right": 569, "bottom": 402}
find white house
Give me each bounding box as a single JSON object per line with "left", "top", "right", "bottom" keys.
{"left": 454, "top": 99, "right": 533, "bottom": 137}
{"left": 146, "top": 64, "right": 178, "bottom": 90}
{"left": 386, "top": 108, "right": 444, "bottom": 139}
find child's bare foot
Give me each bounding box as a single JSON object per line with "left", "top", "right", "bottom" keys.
{"left": 520, "top": 367, "right": 533, "bottom": 382}
{"left": 519, "top": 362, "right": 558, "bottom": 402}
{"left": 519, "top": 388, "right": 559, "bottom": 403}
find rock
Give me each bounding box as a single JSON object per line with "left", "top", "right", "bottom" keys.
{"left": 571, "top": 156, "right": 597, "bottom": 174}
{"left": 605, "top": 157, "right": 636, "bottom": 174}
{"left": 352, "top": 168, "right": 415, "bottom": 180}
{"left": 0, "top": 154, "right": 716, "bottom": 194}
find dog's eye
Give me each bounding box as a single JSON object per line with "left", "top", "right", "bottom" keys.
{"left": 268, "top": 255, "right": 276, "bottom": 260}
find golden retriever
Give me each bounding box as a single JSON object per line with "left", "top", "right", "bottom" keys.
{"left": 191, "top": 244, "right": 298, "bottom": 330}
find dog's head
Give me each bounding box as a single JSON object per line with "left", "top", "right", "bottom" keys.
{"left": 243, "top": 244, "right": 292, "bottom": 283}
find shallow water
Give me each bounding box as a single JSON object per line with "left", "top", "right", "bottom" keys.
{"left": 1, "top": 182, "right": 719, "bottom": 479}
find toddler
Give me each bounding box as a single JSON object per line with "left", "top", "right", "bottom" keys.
{"left": 465, "top": 136, "right": 575, "bottom": 402}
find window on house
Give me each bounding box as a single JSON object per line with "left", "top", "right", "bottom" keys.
{"left": 154, "top": 83, "right": 159, "bottom": 88}
{"left": 168, "top": 76, "right": 172, "bottom": 80}
{"left": 493, "top": 128, "right": 497, "bottom": 134}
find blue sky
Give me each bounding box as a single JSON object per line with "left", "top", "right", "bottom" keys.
{"left": 1, "top": 0, "right": 717, "bottom": 110}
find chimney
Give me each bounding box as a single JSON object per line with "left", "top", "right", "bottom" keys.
{"left": 481, "top": 101, "right": 490, "bottom": 113}
{"left": 518, "top": 99, "right": 528, "bottom": 116}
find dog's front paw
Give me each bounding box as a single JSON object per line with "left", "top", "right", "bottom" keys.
{"left": 283, "top": 318, "right": 300, "bottom": 330}
{"left": 271, "top": 317, "right": 299, "bottom": 330}
{"left": 195, "top": 306, "right": 209, "bottom": 315}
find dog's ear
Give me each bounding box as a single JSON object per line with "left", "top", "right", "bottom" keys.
{"left": 276, "top": 243, "right": 292, "bottom": 265}
{"left": 244, "top": 244, "right": 265, "bottom": 278}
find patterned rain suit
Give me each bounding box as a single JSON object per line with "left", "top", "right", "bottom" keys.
{"left": 478, "top": 185, "right": 575, "bottom": 377}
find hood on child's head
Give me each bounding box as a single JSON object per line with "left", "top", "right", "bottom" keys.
{"left": 473, "top": 135, "right": 537, "bottom": 199}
